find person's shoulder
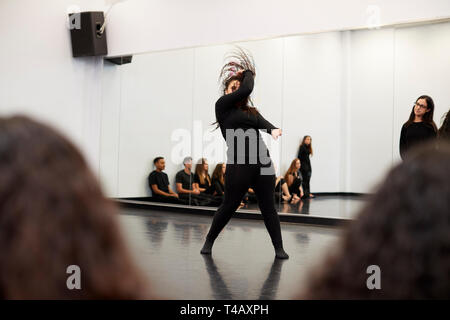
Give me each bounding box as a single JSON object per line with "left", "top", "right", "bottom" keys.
{"left": 175, "top": 170, "right": 183, "bottom": 177}
{"left": 149, "top": 170, "right": 157, "bottom": 177}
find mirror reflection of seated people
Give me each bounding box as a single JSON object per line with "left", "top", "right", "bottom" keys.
{"left": 193, "top": 158, "right": 214, "bottom": 195}
{"left": 176, "top": 156, "right": 213, "bottom": 206}
{"left": 148, "top": 157, "right": 180, "bottom": 204}
{"left": 285, "top": 158, "right": 304, "bottom": 199}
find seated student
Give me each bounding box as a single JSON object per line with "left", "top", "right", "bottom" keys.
{"left": 193, "top": 158, "right": 214, "bottom": 194}
{"left": 0, "top": 116, "right": 149, "bottom": 299}
{"left": 148, "top": 156, "right": 180, "bottom": 204}
{"left": 211, "top": 163, "right": 226, "bottom": 197}
{"left": 176, "top": 157, "right": 213, "bottom": 206}
{"left": 299, "top": 143, "right": 450, "bottom": 299}
{"left": 284, "top": 158, "right": 304, "bottom": 199}
{"left": 210, "top": 163, "right": 244, "bottom": 208}
{"left": 275, "top": 175, "right": 300, "bottom": 204}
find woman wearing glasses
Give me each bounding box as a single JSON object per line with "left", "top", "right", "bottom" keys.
{"left": 399, "top": 95, "right": 437, "bottom": 160}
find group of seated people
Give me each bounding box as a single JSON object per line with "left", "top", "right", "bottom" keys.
{"left": 148, "top": 155, "right": 313, "bottom": 207}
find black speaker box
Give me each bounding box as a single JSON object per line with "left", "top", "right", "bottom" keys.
{"left": 69, "top": 11, "right": 108, "bottom": 57}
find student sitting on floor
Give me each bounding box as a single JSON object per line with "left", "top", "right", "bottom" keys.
{"left": 176, "top": 157, "right": 214, "bottom": 206}
{"left": 211, "top": 163, "right": 226, "bottom": 197}
{"left": 194, "top": 158, "right": 214, "bottom": 195}
{"left": 284, "top": 158, "right": 304, "bottom": 199}
{"left": 275, "top": 175, "right": 300, "bottom": 204}
{"left": 148, "top": 156, "right": 180, "bottom": 204}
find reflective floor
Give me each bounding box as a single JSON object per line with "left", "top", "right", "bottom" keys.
{"left": 119, "top": 207, "right": 342, "bottom": 300}
{"left": 254, "top": 195, "right": 366, "bottom": 219}
{"left": 123, "top": 194, "right": 367, "bottom": 220}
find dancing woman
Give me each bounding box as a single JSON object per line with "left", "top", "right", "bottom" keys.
{"left": 200, "top": 47, "right": 289, "bottom": 259}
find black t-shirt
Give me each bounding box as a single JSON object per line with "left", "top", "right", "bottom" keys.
{"left": 400, "top": 122, "right": 436, "bottom": 159}
{"left": 148, "top": 170, "right": 170, "bottom": 195}
{"left": 215, "top": 70, "right": 276, "bottom": 165}
{"left": 175, "top": 170, "right": 195, "bottom": 191}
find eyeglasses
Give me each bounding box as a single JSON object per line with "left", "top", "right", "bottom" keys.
{"left": 415, "top": 102, "right": 428, "bottom": 109}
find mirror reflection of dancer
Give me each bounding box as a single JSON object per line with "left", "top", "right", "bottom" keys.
{"left": 200, "top": 48, "right": 289, "bottom": 259}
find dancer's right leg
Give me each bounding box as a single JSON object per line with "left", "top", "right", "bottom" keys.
{"left": 201, "top": 164, "right": 251, "bottom": 254}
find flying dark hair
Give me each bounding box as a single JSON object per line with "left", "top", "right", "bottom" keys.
{"left": 0, "top": 116, "right": 150, "bottom": 299}
{"left": 404, "top": 95, "right": 438, "bottom": 132}
{"left": 438, "top": 109, "right": 450, "bottom": 140}
{"left": 212, "top": 46, "right": 259, "bottom": 130}
{"left": 300, "top": 142, "right": 450, "bottom": 299}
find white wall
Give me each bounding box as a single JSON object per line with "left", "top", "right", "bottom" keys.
{"left": 0, "top": 0, "right": 106, "bottom": 175}
{"left": 101, "top": 21, "right": 450, "bottom": 198}
{"left": 105, "top": 0, "right": 450, "bottom": 57}
{"left": 347, "top": 28, "right": 395, "bottom": 192}
{"left": 282, "top": 32, "right": 343, "bottom": 192}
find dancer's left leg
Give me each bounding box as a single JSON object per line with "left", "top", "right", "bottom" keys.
{"left": 252, "top": 170, "right": 289, "bottom": 259}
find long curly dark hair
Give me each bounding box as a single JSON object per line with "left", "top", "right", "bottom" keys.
{"left": 0, "top": 116, "right": 150, "bottom": 299}
{"left": 212, "top": 46, "right": 259, "bottom": 130}
{"left": 438, "top": 109, "right": 450, "bottom": 140}
{"left": 300, "top": 142, "right": 450, "bottom": 299}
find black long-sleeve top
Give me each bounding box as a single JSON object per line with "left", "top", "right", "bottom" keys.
{"left": 399, "top": 122, "right": 436, "bottom": 159}
{"left": 297, "top": 145, "right": 311, "bottom": 172}
{"left": 215, "top": 70, "right": 277, "bottom": 165}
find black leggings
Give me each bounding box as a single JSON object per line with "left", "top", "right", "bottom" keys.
{"left": 301, "top": 169, "right": 311, "bottom": 198}
{"left": 205, "top": 163, "right": 283, "bottom": 248}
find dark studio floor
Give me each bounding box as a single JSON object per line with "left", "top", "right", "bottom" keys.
{"left": 118, "top": 206, "right": 344, "bottom": 300}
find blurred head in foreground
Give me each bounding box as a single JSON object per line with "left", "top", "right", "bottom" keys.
{"left": 0, "top": 116, "right": 149, "bottom": 299}
{"left": 301, "top": 142, "right": 450, "bottom": 299}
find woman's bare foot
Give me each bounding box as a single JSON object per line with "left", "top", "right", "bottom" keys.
{"left": 293, "top": 194, "right": 300, "bottom": 200}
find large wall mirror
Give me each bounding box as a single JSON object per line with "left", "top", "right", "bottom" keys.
{"left": 100, "top": 20, "right": 450, "bottom": 220}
